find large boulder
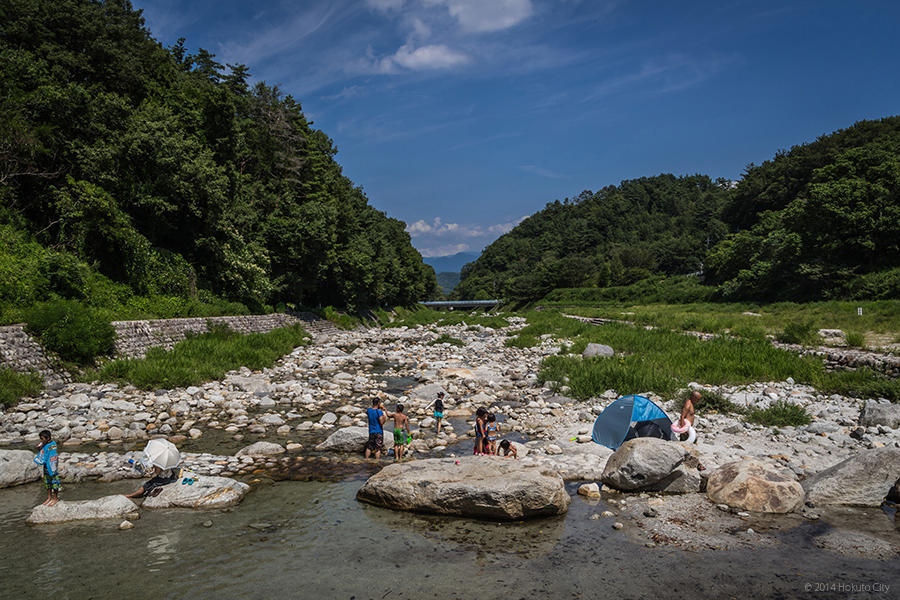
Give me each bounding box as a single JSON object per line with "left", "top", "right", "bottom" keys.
{"left": 357, "top": 456, "right": 570, "bottom": 520}
{"left": 859, "top": 400, "right": 900, "bottom": 429}
{"left": 582, "top": 343, "right": 614, "bottom": 358}
{"left": 802, "top": 447, "right": 900, "bottom": 507}
{"left": 707, "top": 460, "right": 804, "bottom": 513}
{"left": 235, "top": 441, "right": 286, "bottom": 457}
{"left": 600, "top": 438, "right": 700, "bottom": 493}
{"left": 142, "top": 475, "right": 249, "bottom": 509}
{"left": 315, "top": 426, "right": 393, "bottom": 453}
{"left": 0, "top": 449, "right": 42, "bottom": 488}
{"left": 26, "top": 495, "right": 137, "bottom": 524}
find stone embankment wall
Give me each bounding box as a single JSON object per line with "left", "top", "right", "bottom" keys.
{"left": 0, "top": 312, "right": 340, "bottom": 385}
{"left": 0, "top": 325, "right": 71, "bottom": 388}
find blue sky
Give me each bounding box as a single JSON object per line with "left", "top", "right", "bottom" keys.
{"left": 133, "top": 0, "right": 900, "bottom": 257}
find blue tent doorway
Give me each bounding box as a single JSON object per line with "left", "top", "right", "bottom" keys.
{"left": 591, "top": 394, "right": 673, "bottom": 449}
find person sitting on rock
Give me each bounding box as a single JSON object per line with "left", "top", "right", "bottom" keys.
{"left": 34, "top": 430, "right": 60, "bottom": 506}
{"left": 498, "top": 439, "right": 518, "bottom": 458}
{"left": 387, "top": 404, "right": 411, "bottom": 462}
{"left": 125, "top": 465, "right": 178, "bottom": 499}
{"left": 364, "top": 397, "right": 387, "bottom": 460}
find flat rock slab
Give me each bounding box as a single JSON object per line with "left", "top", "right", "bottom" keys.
{"left": 802, "top": 447, "right": 900, "bottom": 507}
{"left": 142, "top": 476, "right": 250, "bottom": 509}
{"left": 859, "top": 401, "right": 900, "bottom": 429}
{"left": 356, "top": 456, "right": 570, "bottom": 520}
{"left": 707, "top": 459, "right": 805, "bottom": 514}
{"left": 26, "top": 495, "right": 137, "bottom": 524}
{"left": 315, "top": 426, "right": 393, "bottom": 453}
{"left": 0, "top": 449, "right": 41, "bottom": 488}
{"left": 235, "top": 441, "right": 285, "bottom": 457}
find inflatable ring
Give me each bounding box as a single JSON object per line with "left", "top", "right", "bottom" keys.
{"left": 671, "top": 422, "right": 697, "bottom": 444}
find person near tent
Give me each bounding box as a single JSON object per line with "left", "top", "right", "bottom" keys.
{"left": 34, "top": 430, "right": 60, "bottom": 506}
{"left": 671, "top": 391, "right": 700, "bottom": 445}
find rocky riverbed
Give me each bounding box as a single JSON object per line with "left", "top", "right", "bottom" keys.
{"left": 1, "top": 317, "right": 897, "bottom": 555}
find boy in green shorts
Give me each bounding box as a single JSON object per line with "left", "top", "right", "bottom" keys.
{"left": 388, "top": 404, "right": 411, "bottom": 462}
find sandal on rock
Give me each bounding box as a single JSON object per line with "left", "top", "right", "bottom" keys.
{"left": 149, "top": 487, "right": 164, "bottom": 497}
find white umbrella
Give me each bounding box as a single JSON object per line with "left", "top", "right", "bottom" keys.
{"left": 142, "top": 438, "right": 181, "bottom": 470}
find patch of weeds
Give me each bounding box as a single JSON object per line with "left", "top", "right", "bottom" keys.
{"left": 746, "top": 400, "right": 811, "bottom": 427}
{"left": 776, "top": 321, "right": 819, "bottom": 346}
{"left": 321, "top": 306, "right": 362, "bottom": 330}
{"left": 730, "top": 322, "right": 768, "bottom": 342}
{"left": 0, "top": 368, "right": 43, "bottom": 406}
{"left": 428, "top": 334, "right": 465, "bottom": 347}
{"left": 675, "top": 389, "right": 744, "bottom": 415}
{"left": 844, "top": 331, "right": 866, "bottom": 348}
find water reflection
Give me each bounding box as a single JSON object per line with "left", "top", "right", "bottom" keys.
{"left": 146, "top": 531, "right": 180, "bottom": 569}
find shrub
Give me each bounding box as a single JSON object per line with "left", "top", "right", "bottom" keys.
{"left": 25, "top": 300, "right": 115, "bottom": 365}
{"left": 428, "top": 334, "right": 465, "bottom": 347}
{"left": 746, "top": 400, "right": 811, "bottom": 427}
{"left": 844, "top": 331, "right": 866, "bottom": 348}
{"left": 0, "top": 368, "right": 43, "bottom": 406}
{"left": 776, "top": 321, "right": 819, "bottom": 346}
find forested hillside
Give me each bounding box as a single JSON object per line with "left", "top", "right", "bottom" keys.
{"left": 457, "top": 117, "right": 900, "bottom": 303}
{"left": 454, "top": 175, "right": 731, "bottom": 302}
{"left": 0, "top": 0, "right": 436, "bottom": 320}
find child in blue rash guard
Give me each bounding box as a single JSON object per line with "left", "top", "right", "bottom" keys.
{"left": 34, "top": 430, "right": 60, "bottom": 505}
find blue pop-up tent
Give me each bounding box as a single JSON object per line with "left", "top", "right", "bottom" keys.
{"left": 591, "top": 394, "right": 673, "bottom": 449}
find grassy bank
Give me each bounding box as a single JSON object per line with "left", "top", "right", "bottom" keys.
{"left": 83, "top": 323, "right": 310, "bottom": 390}
{"left": 511, "top": 311, "right": 899, "bottom": 402}
{"left": 559, "top": 300, "right": 900, "bottom": 341}
{"left": 0, "top": 368, "right": 43, "bottom": 406}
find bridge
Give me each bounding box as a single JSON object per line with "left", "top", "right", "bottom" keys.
{"left": 420, "top": 300, "right": 502, "bottom": 311}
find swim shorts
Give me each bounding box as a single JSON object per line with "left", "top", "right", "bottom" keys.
{"left": 434, "top": 411, "right": 443, "bottom": 419}
{"left": 366, "top": 432, "right": 384, "bottom": 452}
{"left": 393, "top": 428, "right": 407, "bottom": 445}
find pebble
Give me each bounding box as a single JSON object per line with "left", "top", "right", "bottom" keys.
{"left": 612, "top": 522, "right": 624, "bottom": 530}
{"left": 118, "top": 521, "right": 134, "bottom": 530}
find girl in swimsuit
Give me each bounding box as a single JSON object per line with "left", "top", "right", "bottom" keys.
{"left": 484, "top": 413, "right": 498, "bottom": 455}
{"left": 473, "top": 408, "right": 487, "bottom": 455}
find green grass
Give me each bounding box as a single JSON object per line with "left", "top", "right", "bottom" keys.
{"left": 845, "top": 331, "right": 866, "bottom": 348}
{"left": 321, "top": 306, "right": 363, "bottom": 330}
{"left": 561, "top": 300, "right": 900, "bottom": 338}
{"left": 428, "top": 334, "right": 466, "bottom": 347}
{"left": 84, "top": 323, "right": 310, "bottom": 390}
{"left": 0, "top": 368, "right": 43, "bottom": 406}
{"left": 514, "top": 310, "right": 899, "bottom": 402}
{"left": 776, "top": 321, "right": 819, "bottom": 346}
{"left": 745, "top": 400, "right": 812, "bottom": 427}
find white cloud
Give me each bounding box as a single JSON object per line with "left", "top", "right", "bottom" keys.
{"left": 320, "top": 85, "right": 367, "bottom": 101}
{"left": 423, "top": 0, "right": 534, "bottom": 33}
{"left": 387, "top": 43, "right": 469, "bottom": 71}
{"left": 420, "top": 243, "right": 471, "bottom": 257}
{"left": 406, "top": 216, "right": 525, "bottom": 238}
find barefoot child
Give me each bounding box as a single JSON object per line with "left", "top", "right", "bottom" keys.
{"left": 388, "top": 404, "right": 411, "bottom": 461}
{"left": 484, "top": 413, "right": 499, "bottom": 455}
{"left": 425, "top": 391, "right": 446, "bottom": 435}
{"left": 34, "top": 430, "right": 60, "bottom": 506}
{"left": 473, "top": 408, "right": 487, "bottom": 455}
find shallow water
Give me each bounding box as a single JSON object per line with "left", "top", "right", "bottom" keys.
{"left": 2, "top": 476, "right": 897, "bottom": 600}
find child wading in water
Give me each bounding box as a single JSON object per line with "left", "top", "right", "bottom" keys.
{"left": 473, "top": 408, "right": 487, "bottom": 455}
{"left": 388, "top": 404, "right": 411, "bottom": 461}
{"left": 484, "top": 413, "right": 499, "bottom": 455}
{"left": 425, "top": 391, "right": 446, "bottom": 435}
{"left": 34, "top": 430, "right": 60, "bottom": 506}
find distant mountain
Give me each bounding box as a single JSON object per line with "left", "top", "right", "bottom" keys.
{"left": 423, "top": 252, "right": 480, "bottom": 274}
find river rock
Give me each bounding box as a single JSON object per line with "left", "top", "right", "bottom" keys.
{"left": 142, "top": 476, "right": 249, "bottom": 509}
{"left": 356, "top": 456, "right": 570, "bottom": 520}
{"left": 582, "top": 343, "right": 614, "bottom": 358}
{"left": 315, "top": 426, "right": 394, "bottom": 453}
{"left": 707, "top": 460, "right": 805, "bottom": 513}
{"left": 600, "top": 438, "right": 697, "bottom": 492}
{"left": 26, "top": 495, "right": 137, "bottom": 524}
{"left": 802, "top": 447, "right": 900, "bottom": 506}
{"left": 235, "top": 441, "right": 286, "bottom": 457}
{"left": 859, "top": 400, "right": 900, "bottom": 429}
{"left": 0, "top": 450, "right": 42, "bottom": 488}
{"left": 577, "top": 482, "right": 601, "bottom": 498}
